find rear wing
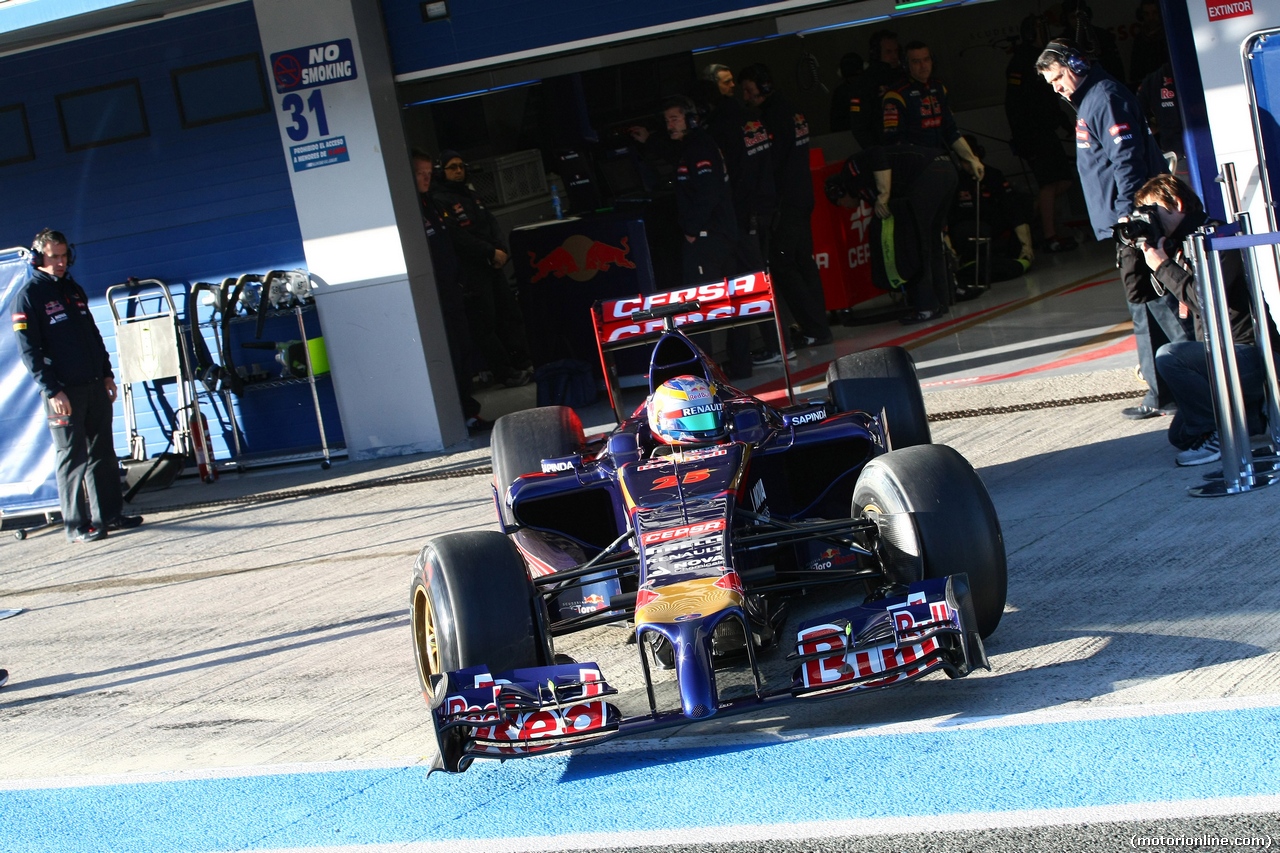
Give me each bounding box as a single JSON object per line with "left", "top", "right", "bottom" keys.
{"left": 591, "top": 271, "right": 794, "bottom": 422}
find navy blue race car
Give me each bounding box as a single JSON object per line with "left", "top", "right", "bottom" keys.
{"left": 410, "top": 273, "right": 1006, "bottom": 773}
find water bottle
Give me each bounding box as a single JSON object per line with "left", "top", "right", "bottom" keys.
{"left": 550, "top": 183, "right": 563, "bottom": 220}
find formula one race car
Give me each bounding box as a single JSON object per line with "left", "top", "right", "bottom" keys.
{"left": 410, "top": 272, "right": 1006, "bottom": 773}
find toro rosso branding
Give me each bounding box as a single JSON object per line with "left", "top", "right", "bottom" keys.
{"left": 529, "top": 236, "right": 636, "bottom": 283}
{"left": 597, "top": 274, "right": 775, "bottom": 342}
{"left": 1108, "top": 123, "right": 1133, "bottom": 144}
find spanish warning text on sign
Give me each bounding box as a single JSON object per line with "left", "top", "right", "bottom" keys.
{"left": 271, "top": 39, "right": 358, "bottom": 93}
{"left": 1206, "top": 0, "right": 1252, "bottom": 21}
{"left": 291, "top": 136, "right": 350, "bottom": 172}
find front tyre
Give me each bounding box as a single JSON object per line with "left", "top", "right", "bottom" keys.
{"left": 410, "top": 531, "right": 551, "bottom": 695}
{"left": 852, "top": 444, "right": 1006, "bottom": 637}
{"left": 826, "top": 346, "right": 931, "bottom": 449}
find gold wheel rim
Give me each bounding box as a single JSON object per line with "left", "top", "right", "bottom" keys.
{"left": 412, "top": 584, "right": 440, "bottom": 685}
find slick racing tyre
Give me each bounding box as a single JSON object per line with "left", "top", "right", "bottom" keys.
{"left": 826, "top": 346, "right": 930, "bottom": 449}
{"left": 411, "top": 531, "right": 551, "bottom": 695}
{"left": 491, "top": 406, "right": 585, "bottom": 527}
{"left": 852, "top": 444, "right": 1006, "bottom": 637}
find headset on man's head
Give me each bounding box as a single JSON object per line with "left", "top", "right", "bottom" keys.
{"left": 661, "top": 95, "right": 701, "bottom": 130}
{"left": 1042, "top": 39, "right": 1090, "bottom": 76}
{"left": 30, "top": 228, "right": 75, "bottom": 268}
{"left": 738, "top": 63, "right": 774, "bottom": 96}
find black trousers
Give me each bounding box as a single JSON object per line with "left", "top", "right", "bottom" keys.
{"left": 906, "top": 159, "right": 959, "bottom": 313}
{"left": 49, "top": 381, "right": 123, "bottom": 535}
{"left": 769, "top": 209, "right": 830, "bottom": 343}
{"left": 464, "top": 266, "right": 530, "bottom": 379}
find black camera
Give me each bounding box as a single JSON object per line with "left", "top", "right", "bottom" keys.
{"left": 1112, "top": 205, "right": 1164, "bottom": 248}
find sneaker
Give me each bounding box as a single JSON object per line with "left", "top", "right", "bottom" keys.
{"left": 751, "top": 349, "right": 798, "bottom": 366}
{"left": 1176, "top": 432, "right": 1221, "bottom": 467}
{"left": 471, "top": 370, "right": 495, "bottom": 388}
{"left": 1044, "top": 236, "right": 1078, "bottom": 252}
{"left": 899, "top": 310, "right": 938, "bottom": 326}
{"left": 69, "top": 526, "right": 107, "bottom": 543}
{"left": 466, "top": 416, "right": 493, "bottom": 434}
{"left": 502, "top": 367, "right": 533, "bottom": 388}
{"left": 1122, "top": 403, "right": 1175, "bottom": 420}
{"left": 106, "top": 514, "right": 143, "bottom": 531}
{"left": 0, "top": 668, "right": 8, "bottom": 689}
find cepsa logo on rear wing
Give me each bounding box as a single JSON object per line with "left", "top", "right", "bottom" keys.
{"left": 593, "top": 272, "right": 776, "bottom": 344}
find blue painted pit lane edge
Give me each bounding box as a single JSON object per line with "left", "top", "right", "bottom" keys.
{"left": 3, "top": 694, "right": 1280, "bottom": 853}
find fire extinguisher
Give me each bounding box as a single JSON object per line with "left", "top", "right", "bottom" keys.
{"left": 188, "top": 409, "right": 218, "bottom": 484}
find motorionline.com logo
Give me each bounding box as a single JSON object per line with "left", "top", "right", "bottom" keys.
{"left": 1130, "top": 835, "right": 1272, "bottom": 848}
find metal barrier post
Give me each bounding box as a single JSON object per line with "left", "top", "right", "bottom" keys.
{"left": 1187, "top": 231, "right": 1276, "bottom": 496}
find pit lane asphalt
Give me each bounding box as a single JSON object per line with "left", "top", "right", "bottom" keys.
{"left": 2, "top": 366, "right": 1280, "bottom": 852}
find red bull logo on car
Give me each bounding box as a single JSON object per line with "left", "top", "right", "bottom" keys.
{"left": 529, "top": 235, "right": 636, "bottom": 283}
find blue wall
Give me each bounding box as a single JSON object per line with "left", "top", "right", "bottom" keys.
{"left": 0, "top": 3, "right": 314, "bottom": 464}
{"left": 383, "top": 0, "right": 782, "bottom": 75}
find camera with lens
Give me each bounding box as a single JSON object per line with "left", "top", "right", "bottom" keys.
{"left": 1112, "top": 205, "right": 1164, "bottom": 249}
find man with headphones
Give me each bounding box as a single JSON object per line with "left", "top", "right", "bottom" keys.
{"left": 11, "top": 229, "right": 142, "bottom": 542}
{"left": 1037, "top": 39, "right": 1190, "bottom": 420}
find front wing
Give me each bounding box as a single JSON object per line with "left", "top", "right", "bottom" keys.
{"left": 427, "top": 576, "right": 987, "bottom": 773}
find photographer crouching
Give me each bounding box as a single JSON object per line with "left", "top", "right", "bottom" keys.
{"left": 1130, "top": 174, "right": 1274, "bottom": 466}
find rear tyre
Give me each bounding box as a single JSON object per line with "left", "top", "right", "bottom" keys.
{"left": 410, "top": 531, "right": 550, "bottom": 696}
{"left": 852, "top": 444, "right": 1006, "bottom": 637}
{"left": 826, "top": 347, "right": 930, "bottom": 448}
{"left": 490, "top": 406, "right": 584, "bottom": 527}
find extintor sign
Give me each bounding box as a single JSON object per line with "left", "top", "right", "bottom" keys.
{"left": 1205, "top": 0, "right": 1252, "bottom": 21}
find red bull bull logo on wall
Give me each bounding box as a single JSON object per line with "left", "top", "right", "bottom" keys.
{"left": 529, "top": 235, "right": 636, "bottom": 283}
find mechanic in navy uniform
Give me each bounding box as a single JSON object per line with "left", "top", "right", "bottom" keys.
{"left": 825, "top": 144, "right": 958, "bottom": 324}
{"left": 1135, "top": 174, "right": 1274, "bottom": 466}
{"left": 430, "top": 151, "right": 534, "bottom": 388}
{"left": 1005, "top": 14, "right": 1077, "bottom": 253}
{"left": 1138, "top": 62, "right": 1183, "bottom": 174}
{"left": 1037, "top": 39, "right": 1190, "bottom": 420}
{"left": 848, "top": 30, "right": 903, "bottom": 151}
{"left": 827, "top": 52, "right": 864, "bottom": 135}
{"left": 11, "top": 230, "right": 142, "bottom": 542}
{"left": 738, "top": 63, "right": 832, "bottom": 349}
{"left": 661, "top": 95, "right": 752, "bottom": 379}
{"left": 411, "top": 150, "right": 488, "bottom": 433}
{"left": 880, "top": 41, "right": 984, "bottom": 181}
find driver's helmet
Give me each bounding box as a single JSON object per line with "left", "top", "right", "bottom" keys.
{"left": 647, "top": 375, "right": 727, "bottom": 445}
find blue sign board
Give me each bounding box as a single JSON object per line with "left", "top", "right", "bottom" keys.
{"left": 290, "top": 135, "right": 349, "bottom": 171}
{"left": 270, "top": 39, "right": 358, "bottom": 93}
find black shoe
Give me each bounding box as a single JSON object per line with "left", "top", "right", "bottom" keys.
{"left": 955, "top": 285, "right": 982, "bottom": 302}
{"left": 899, "top": 310, "right": 939, "bottom": 326}
{"left": 1122, "top": 404, "right": 1173, "bottom": 420}
{"left": 1043, "top": 236, "right": 1078, "bottom": 252}
{"left": 0, "top": 668, "right": 8, "bottom": 689}
{"left": 69, "top": 526, "right": 107, "bottom": 543}
{"left": 466, "top": 416, "right": 493, "bottom": 434}
{"left": 106, "top": 514, "right": 143, "bottom": 531}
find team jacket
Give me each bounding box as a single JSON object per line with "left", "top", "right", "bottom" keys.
{"left": 429, "top": 179, "right": 509, "bottom": 284}
{"left": 1068, "top": 64, "right": 1165, "bottom": 240}
{"left": 11, "top": 267, "right": 113, "bottom": 398}
{"left": 881, "top": 77, "right": 960, "bottom": 151}
{"left": 672, "top": 126, "right": 736, "bottom": 240}
{"left": 704, "top": 95, "right": 776, "bottom": 225}
{"left": 848, "top": 61, "right": 903, "bottom": 150}
{"left": 757, "top": 92, "right": 814, "bottom": 213}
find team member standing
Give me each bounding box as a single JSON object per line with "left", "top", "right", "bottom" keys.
{"left": 12, "top": 230, "right": 142, "bottom": 542}
{"left": 661, "top": 95, "right": 751, "bottom": 378}
{"left": 1037, "top": 39, "right": 1190, "bottom": 420}
{"left": 411, "top": 151, "right": 488, "bottom": 433}
{"left": 738, "top": 63, "right": 832, "bottom": 348}
{"left": 430, "top": 151, "right": 533, "bottom": 388}
{"left": 881, "top": 41, "right": 984, "bottom": 181}
{"left": 848, "top": 30, "right": 903, "bottom": 151}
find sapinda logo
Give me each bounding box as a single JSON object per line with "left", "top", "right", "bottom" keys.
{"left": 640, "top": 518, "right": 726, "bottom": 545}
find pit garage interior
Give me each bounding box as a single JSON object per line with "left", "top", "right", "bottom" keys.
{"left": 1, "top": 0, "right": 1276, "bottom": 515}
